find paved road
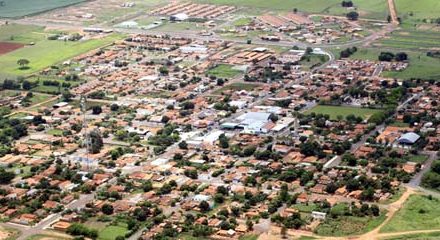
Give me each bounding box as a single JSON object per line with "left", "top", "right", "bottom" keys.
{"left": 407, "top": 151, "right": 438, "bottom": 188}
{"left": 2, "top": 193, "right": 94, "bottom": 240}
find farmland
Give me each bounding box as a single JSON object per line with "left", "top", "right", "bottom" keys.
{"left": 0, "top": 0, "right": 86, "bottom": 18}
{"left": 305, "top": 105, "right": 383, "bottom": 120}
{"left": 193, "top": 0, "right": 388, "bottom": 19}
{"left": 380, "top": 195, "right": 440, "bottom": 233}
{"left": 0, "top": 24, "right": 123, "bottom": 77}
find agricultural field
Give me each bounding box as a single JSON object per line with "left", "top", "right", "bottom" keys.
{"left": 193, "top": 0, "right": 388, "bottom": 19}
{"left": 305, "top": 105, "right": 384, "bottom": 120}
{"left": 377, "top": 29, "right": 440, "bottom": 51}
{"left": 0, "top": 24, "right": 123, "bottom": 77}
{"left": 380, "top": 195, "right": 440, "bottom": 233}
{"left": 380, "top": 231, "right": 440, "bottom": 240}
{"left": 0, "top": 0, "right": 85, "bottom": 18}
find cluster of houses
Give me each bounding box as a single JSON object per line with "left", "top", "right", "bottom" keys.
{"left": 0, "top": 31, "right": 438, "bottom": 240}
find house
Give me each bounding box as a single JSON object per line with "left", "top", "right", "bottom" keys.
{"left": 311, "top": 211, "right": 326, "bottom": 220}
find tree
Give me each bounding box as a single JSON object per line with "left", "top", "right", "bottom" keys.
{"left": 22, "top": 80, "right": 33, "bottom": 90}
{"left": 395, "top": 52, "right": 408, "bottom": 61}
{"left": 62, "top": 91, "right": 74, "bottom": 102}
{"left": 101, "top": 203, "right": 114, "bottom": 215}
{"left": 218, "top": 134, "right": 229, "bottom": 149}
{"left": 88, "top": 129, "right": 103, "bottom": 154}
{"left": 346, "top": 11, "right": 359, "bottom": 21}
{"left": 92, "top": 105, "right": 102, "bottom": 115}
{"left": 0, "top": 168, "right": 15, "bottom": 184}
{"left": 17, "top": 59, "right": 30, "bottom": 69}
{"left": 178, "top": 141, "right": 188, "bottom": 149}
{"left": 199, "top": 200, "right": 210, "bottom": 212}
{"left": 246, "top": 219, "right": 253, "bottom": 230}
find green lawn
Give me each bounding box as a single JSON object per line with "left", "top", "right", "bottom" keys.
{"left": 207, "top": 64, "right": 243, "bottom": 79}
{"left": 0, "top": 25, "right": 123, "bottom": 77}
{"left": 0, "top": 0, "right": 86, "bottom": 18}
{"left": 305, "top": 105, "right": 383, "bottom": 120}
{"left": 98, "top": 223, "right": 129, "bottom": 240}
{"left": 47, "top": 129, "right": 64, "bottom": 136}
{"left": 315, "top": 214, "right": 386, "bottom": 236}
{"left": 233, "top": 17, "right": 253, "bottom": 26}
{"left": 380, "top": 195, "right": 440, "bottom": 233}
{"left": 193, "top": 0, "right": 388, "bottom": 19}
{"left": 239, "top": 234, "right": 259, "bottom": 240}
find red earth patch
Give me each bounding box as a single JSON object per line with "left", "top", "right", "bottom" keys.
{"left": 0, "top": 42, "right": 24, "bottom": 55}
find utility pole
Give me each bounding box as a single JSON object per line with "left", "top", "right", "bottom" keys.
{"left": 80, "top": 94, "right": 90, "bottom": 170}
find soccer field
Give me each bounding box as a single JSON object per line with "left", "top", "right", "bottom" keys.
{"left": 305, "top": 105, "right": 384, "bottom": 120}
{"left": 0, "top": 0, "right": 86, "bottom": 18}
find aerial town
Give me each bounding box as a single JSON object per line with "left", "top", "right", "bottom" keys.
{"left": 0, "top": 0, "right": 439, "bottom": 240}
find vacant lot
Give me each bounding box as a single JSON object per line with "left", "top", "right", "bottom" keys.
{"left": 213, "top": 82, "right": 260, "bottom": 94}
{"left": 305, "top": 105, "right": 383, "bottom": 120}
{"left": 0, "top": 42, "right": 24, "bottom": 55}
{"left": 0, "top": 0, "right": 86, "bottom": 18}
{"left": 193, "top": 0, "right": 388, "bottom": 19}
{"left": 316, "top": 214, "right": 386, "bottom": 236}
{"left": 380, "top": 195, "right": 440, "bottom": 233}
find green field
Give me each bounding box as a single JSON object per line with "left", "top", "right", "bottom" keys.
{"left": 0, "top": 24, "right": 123, "bottom": 77}
{"left": 98, "top": 223, "right": 128, "bottom": 240}
{"left": 213, "top": 82, "right": 260, "bottom": 94}
{"left": 0, "top": 0, "right": 86, "bottom": 18}
{"left": 305, "top": 105, "right": 383, "bottom": 120}
{"left": 395, "top": 0, "right": 440, "bottom": 22}
{"left": 316, "top": 214, "right": 386, "bottom": 236}
{"left": 380, "top": 231, "right": 440, "bottom": 240}
{"left": 207, "top": 64, "right": 243, "bottom": 78}
{"left": 194, "top": 0, "right": 388, "bottom": 19}
{"left": 380, "top": 195, "right": 440, "bottom": 233}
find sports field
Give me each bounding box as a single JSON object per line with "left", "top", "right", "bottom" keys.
{"left": 305, "top": 105, "right": 383, "bottom": 120}
{"left": 0, "top": 24, "right": 123, "bottom": 77}
{"left": 0, "top": 0, "right": 86, "bottom": 18}
{"left": 193, "top": 0, "right": 388, "bottom": 19}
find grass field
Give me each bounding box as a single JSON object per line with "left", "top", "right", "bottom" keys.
{"left": 194, "top": 0, "right": 388, "bottom": 19}
{"left": 98, "top": 222, "right": 128, "bottom": 240}
{"left": 316, "top": 214, "right": 386, "bottom": 236}
{"left": 0, "top": 25, "right": 123, "bottom": 77}
{"left": 207, "top": 64, "right": 243, "bottom": 78}
{"left": 305, "top": 105, "right": 383, "bottom": 120}
{"left": 395, "top": 0, "right": 440, "bottom": 22}
{"left": 213, "top": 82, "right": 260, "bottom": 94}
{"left": 0, "top": 0, "right": 86, "bottom": 18}
{"left": 380, "top": 231, "right": 440, "bottom": 240}
{"left": 380, "top": 195, "right": 440, "bottom": 233}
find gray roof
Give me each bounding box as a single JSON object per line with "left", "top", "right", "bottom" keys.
{"left": 398, "top": 132, "right": 420, "bottom": 144}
